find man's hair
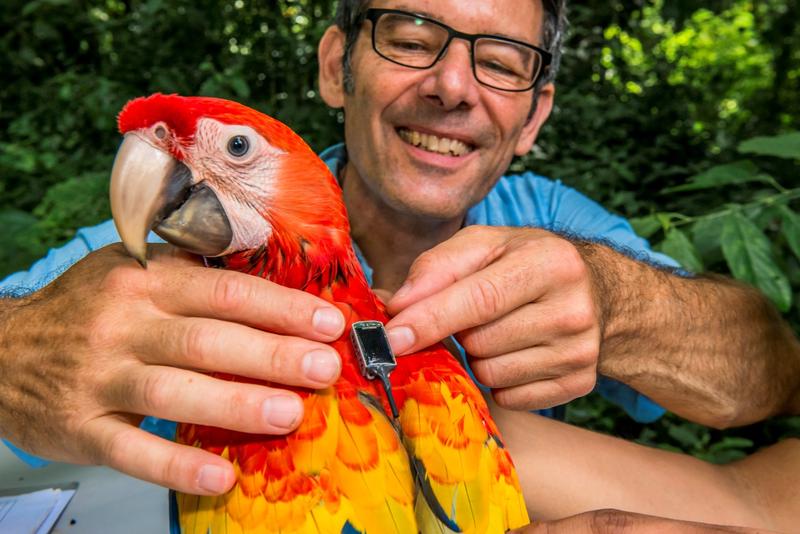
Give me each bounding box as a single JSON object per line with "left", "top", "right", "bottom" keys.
{"left": 333, "top": 0, "right": 568, "bottom": 95}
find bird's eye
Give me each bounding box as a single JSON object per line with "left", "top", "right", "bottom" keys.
{"left": 154, "top": 125, "right": 167, "bottom": 139}
{"left": 227, "top": 135, "right": 250, "bottom": 157}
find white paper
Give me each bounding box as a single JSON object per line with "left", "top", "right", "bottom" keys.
{"left": 0, "top": 487, "right": 76, "bottom": 534}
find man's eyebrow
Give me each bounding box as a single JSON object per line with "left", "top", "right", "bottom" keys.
{"left": 387, "top": 5, "right": 538, "bottom": 45}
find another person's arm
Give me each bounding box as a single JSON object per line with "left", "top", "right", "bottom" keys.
{"left": 385, "top": 226, "right": 800, "bottom": 428}
{"left": 513, "top": 510, "right": 774, "bottom": 534}
{"left": 0, "top": 243, "right": 345, "bottom": 495}
{"left": 490, "top": 401, "right": 799, "bottom": 532}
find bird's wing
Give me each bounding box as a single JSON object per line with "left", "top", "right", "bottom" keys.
{"left": 392, "top": 349, "right": 530, "bottom": 533}
{"left": 175, "top": 381, "right": 417, "bottom": 533}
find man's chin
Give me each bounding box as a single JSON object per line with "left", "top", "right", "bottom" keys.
{"left": 385, "top": 192, "right": 473, "bottom": 223}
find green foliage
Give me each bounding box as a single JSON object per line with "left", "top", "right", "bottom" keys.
{"left": 569, "top": 393, "right": 799, "bottom": 465}
{"left": 633, "top": 133, "right": 800, "bottom": 314}
{"left": 739, "top": 132, "right": 800, "bottom": 159}
{"left": 518, "top": 0, "right": 799, "bottom": 216}
{"left": 721, "top": 210, "right": 792, "bottom": 311}
{"left": 0, "top": 209, "right": 40, "bottom": 275}
{"left": 610, "top": 133, "right": 800, "bottom": 458}
{"left": 1, "top": 1, "right": 799, "bottom": 461}
{"left": 661, "top": 161, "right": 769, "bottom": 193}
{"left": 0, "top": 0, "right": 341, "bottom": 270}
{"left": 656, "top": 227, "right": 703, "bottom": 273}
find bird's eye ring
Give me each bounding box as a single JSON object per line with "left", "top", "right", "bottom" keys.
{"left": 227, "top": 135, "right": 250, "bottom": 157}
{"left": 154, "top": 125, "right": 167, "bottom": 139}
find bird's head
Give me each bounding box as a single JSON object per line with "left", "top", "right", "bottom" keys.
{"left": 111, "top": 93, "right": 348, "bottom": 266}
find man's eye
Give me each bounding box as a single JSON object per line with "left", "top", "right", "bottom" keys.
{"left": 389, "top": 39, "right": 433, "bottom": 52}
{"left": 480, "top": 60, "right": 519, "bottom": 77}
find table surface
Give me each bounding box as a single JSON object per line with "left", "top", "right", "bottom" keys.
{"left": 0, "top": 445, "right": 168, "bottom": 533}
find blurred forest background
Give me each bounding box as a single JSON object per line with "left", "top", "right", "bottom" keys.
{"left": 1, "top": 0, "right": 798, "bottom": 461}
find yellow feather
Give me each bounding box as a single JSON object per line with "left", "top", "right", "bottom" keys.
{"left": 309, "top": 495, "right": 353, "bottom": 533}
{"left": 289, "top": 388, "right": 340, "bottom": 474}
{"left": 225, "top": 482, "right": 254, "bottom": 522}
{"left": 242, "top": 493, "right": 269, "bottom": 528}
{"left": 398, "top": 373, "right": 531, "bottom": 533}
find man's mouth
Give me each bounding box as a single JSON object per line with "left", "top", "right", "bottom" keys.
{"left": 397, "top": 127, "right": 474, "bottom": 157}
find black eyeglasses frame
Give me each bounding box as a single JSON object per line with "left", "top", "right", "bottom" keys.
{"left": 362, "top": 8, "right": 553, "bottom": 92}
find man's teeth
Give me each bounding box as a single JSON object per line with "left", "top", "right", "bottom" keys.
{"left": 398, "top": 128, "right": 472, "bottom": 156}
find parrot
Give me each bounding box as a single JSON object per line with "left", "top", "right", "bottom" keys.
{"left": 109, "top": 93, "right": 530, "bottom": 534}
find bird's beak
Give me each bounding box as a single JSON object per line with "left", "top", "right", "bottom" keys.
{"left": 110, "top": 133, "right": 232, "bottom": 266}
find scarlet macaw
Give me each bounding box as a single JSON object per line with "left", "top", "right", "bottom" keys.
{"left": 109, "top": 94, "right": 529, "bottom": 533}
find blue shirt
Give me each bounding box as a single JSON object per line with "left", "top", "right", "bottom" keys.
{"left": 2, "top": 143, "right": 676, "bottom": 465}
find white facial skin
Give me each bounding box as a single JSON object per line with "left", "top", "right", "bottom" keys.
{"left": 320, "top": 0, "right": 555, "bottom": 223}
{"left": 184, "top": 118, "right": 281, "bottom": 254}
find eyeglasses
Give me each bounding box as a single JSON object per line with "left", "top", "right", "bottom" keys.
{"left": 363, "top": 8, "right": 552, "bottom": 92}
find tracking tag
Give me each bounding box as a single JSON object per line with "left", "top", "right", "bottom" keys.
{"left": 350, "top": 320, "right": 399, "bottom": 418}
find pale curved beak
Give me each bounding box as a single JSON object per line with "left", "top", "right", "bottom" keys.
{"left": 110, "top": 134, "right": 176, "bottom": 266}
{"left": 110, "top": 133, "right": 233, "bottom": 267}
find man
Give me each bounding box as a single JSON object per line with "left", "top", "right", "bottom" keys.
{"left": 0, "top": 0, "right": 798, "bottom": 514}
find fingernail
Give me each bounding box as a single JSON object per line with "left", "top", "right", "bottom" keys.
{"left": 197, "top": 464, "right": 228, "bottom": 494}
{"left": 312, "top": 307, "right": 344, "bottom": 337}
{"left": 302, "top": 349, "right": 341, "bottom": 384}
{"left": 387, "top": 326, "right": 415, "bottom": 355}
{"left": 262, "top": 395, "right": 302, "bottom": 429}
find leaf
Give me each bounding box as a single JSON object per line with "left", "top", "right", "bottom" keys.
{"left": 0, "top": 209, "right": 41, "bottom": 279}
{"left": 630, "top": 214, "right": 661, "bottom": 238}
{"left": 0, "top": 209, "right": 38, "bottom": 238}
{"left": 656, "top": 228, "right": 704, "bottom": 272}
{"left": 738, "top": 132, "right": 800, "bottom": 160}
{"left": 778, "top": 206, "right": 800, "bottom": 262}
{"left": 662, "top": 161, "right": 764, "bottom": 193}
{"left": 0, "top": 143, "right": 38, "bottom": 173}
{"left": 667, "top": 424, "right": 703, "bottom": 449}
{"left": 691, "top": 218, "right": 724, "bottom": 266}
{"left": 21, "top": 0, "right": 71, "bottom": 17}
{"left": 708, "top": 437, "right": 753, "bottom": 452}
{"left": 229, "top": 77, "right": 251, "bottom": 99}
{"left": 721, "top": 211, "right": 792, "bottom": 311}
{"left": 698, "top": 448, "right": 748, "bottom": 464}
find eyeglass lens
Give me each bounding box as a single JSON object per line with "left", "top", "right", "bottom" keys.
{"left": 374, "top": 12, "right": 542, "bottom": 91}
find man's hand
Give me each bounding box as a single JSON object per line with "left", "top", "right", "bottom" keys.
{"left": 384, "top": 225, "right": 601, "bottom": 410}
{"left": 384, "top": 224, "right": 800, "bottom": 427}
{"left": 0, "top": 244, "right": 345, "bottom": 495}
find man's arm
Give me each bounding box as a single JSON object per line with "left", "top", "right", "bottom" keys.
{"left": 0, "top": 244, "right": 345, "bottom": 493}
{"left": 384, "top": 225, "right": 800, "bottom": 428}
{"left": 580, "top": 241, "right": 800, "bottom": 428}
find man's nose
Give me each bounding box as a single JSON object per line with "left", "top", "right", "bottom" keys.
{"left": 420, "top": 40, "right": 480, "bottom": 111}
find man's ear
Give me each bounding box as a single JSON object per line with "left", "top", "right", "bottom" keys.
{"left": 318, "top": 26, "right": 346, "bottom": 108}
{"left": 514, "top": 83, "right": 555, "bottom": 156}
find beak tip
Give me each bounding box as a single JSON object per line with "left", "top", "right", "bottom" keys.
{"left": 124, "top": 241, "right": 148, "bottom": 268}
{"left": 110, "top": 133, "right": 174, "bottom": 272}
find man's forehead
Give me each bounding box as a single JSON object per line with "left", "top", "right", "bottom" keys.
{"left": 368, "top": 0, "right": 543, "bottom": 44}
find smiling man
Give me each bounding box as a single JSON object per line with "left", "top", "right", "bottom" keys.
{"left": 317, "top": 0, "right": 799, "bottom": 419}
{"left": 0, "top": 0, "right": 799, "bottom": 523}
{"left": 334, "top": 4, "right": 551, "bottom": 225}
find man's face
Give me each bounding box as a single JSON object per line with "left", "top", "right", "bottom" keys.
{"left": 323, "top": 0, "right": 554, "bottom": 221}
